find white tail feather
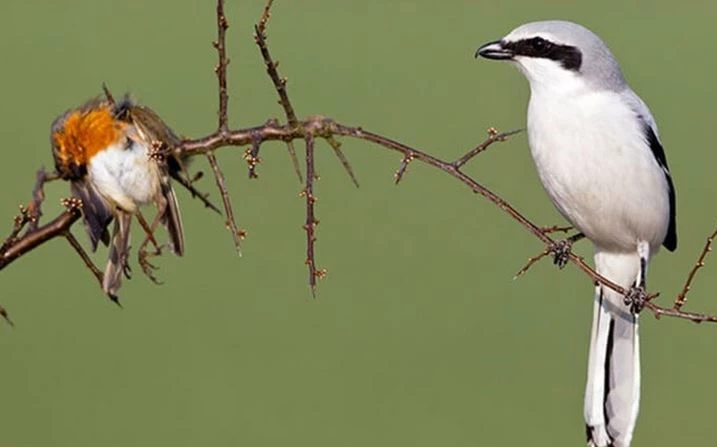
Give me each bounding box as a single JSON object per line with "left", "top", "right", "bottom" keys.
{"left": 585, "top": 251, "right": 642, "bottom": 447}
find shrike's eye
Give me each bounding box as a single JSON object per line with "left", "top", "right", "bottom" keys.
{"left": 530, "top": 37, "right": 550, "bottom": 53}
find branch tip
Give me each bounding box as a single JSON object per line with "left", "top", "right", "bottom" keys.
{"left": 394, "top": 153, "right": 415, "bottom": 185}
{"left": 674, "top": 225, "right": 717, "bottom": 310}
{"left": 214, "top": 0, "right": 230, "bottom": 132}
{"left": 206, "top": 152, "right": 242, "bottom": 255}
{"left": 303, "top": 133, "right": 320, "bottom": 293}
{"left": 326, "top": 136, "right": 360, "bottom": 188}
{"left": 452, "top": 128, "right": 521, "bottom": 169}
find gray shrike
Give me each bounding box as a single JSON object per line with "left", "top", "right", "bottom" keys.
{"left": 476, "top": 21, "right": 677, "bottom": 447}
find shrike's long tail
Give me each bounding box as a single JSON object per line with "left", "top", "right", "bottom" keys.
{"left": 584, "top": 251, "right": 641, "bottom": 447}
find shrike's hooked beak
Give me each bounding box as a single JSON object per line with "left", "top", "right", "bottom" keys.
{"left": 475, "top": 40, "right": 514, "bottom": 60}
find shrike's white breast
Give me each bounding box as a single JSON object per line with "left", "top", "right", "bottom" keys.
{"left": 88, "top": 140, "right": 161, "bottom": 213}
{"left": 527, "top": 88, "right": 670, "bottom": 252}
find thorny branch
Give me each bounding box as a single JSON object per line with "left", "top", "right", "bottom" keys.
{"left": 0, "top": 172, "right": 102, "bottom": 322}
{"left": 64, "top": 227, "right": 103, "bottom": 285}
{"left": 206, "top": 151, "right": 244, "bottom": 254}
{"left": 214, "top": 0, "right": 230, "bottom": 133}
{"left": 302, "top": 133, "right": 325, "bottom": 295}
{"left": 1, "top": 0, "right": 716, "bottom": 325}
{"left": 0, "top": 169, "right": 79, "bottom": 270}
{"left": 539, "top": 225, "right": 573, "bottom": 234}
{"left": 254, "top": 7, "right": 359, "bottom": 187}
{"left": 670, "top": 225, "right": 717, "bottom": 313}
{"left": 453, "top": 127, "right": 522, "bottom": 169}
{"left": 209, "top": 0, "right": 243, "bottom": 253}
{"left": 253, "top": 0, "right": 302, "bottom": 182}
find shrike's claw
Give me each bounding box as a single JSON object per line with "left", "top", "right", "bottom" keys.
{"left": 549, "top": 232, "right": 585, "bottom": 269}
{"left": 624, "top": 286, "right": 648, "bottom": 314}
{"left": 514, "top": 232, "right": 584, "bottom": 279}
{"left": 549, "top": 239, "right": 572, "bottom": 269}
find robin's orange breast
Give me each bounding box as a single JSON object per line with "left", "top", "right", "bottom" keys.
{"left": 53, "top": 106, "right": 125, "bottom": 169}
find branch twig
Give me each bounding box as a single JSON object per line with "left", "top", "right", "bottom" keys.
{"left": 302, "top": 133, "right": 324, "bottom": 296}
{"left": 206, "top": 152, "right": 243, "bottom": 254}
{"left": 253, "top": 7, "right": 302, "bottom": 182}
{"left": 206, "top": 0, "right": 243, "bottom": 254}
{"left": 540, "top": 225, "right": 573, "bottom": 234}
{"left": 0, "top": 304, "right": 13, "bottom": 326}
{"left": 64, "top": 228, "right": 103, "bottom": 285}
{"left": 213, "top": 0, "right": 230, "bottom": 133}
{"left": 453, "top": 128, "right": 522, "bottom": 168}
{"left": 326, "top": 136, "right": 360, "bottom": 188}
{"left": 245, "top": 134, "right": 262, "bottom": 179}
{"left": 1, "top": 170, "right": 80, "bottom": 270}
{"left": 673, "top": 225, "right": 717, "bottom": 311}
{"left": 0, "top": 209, "right": 81, "bottom": 269}
{"left": 394, "top": 153, "right": 415, "bottom": 185}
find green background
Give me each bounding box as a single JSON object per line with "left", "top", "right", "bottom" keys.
{"left": 0, "top": 1, "right": 714, "bottom": 446}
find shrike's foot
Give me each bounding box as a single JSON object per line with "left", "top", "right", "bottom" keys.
{"left": 550, "top": 232, "right": 585, "bottom": 269}
{"left": 513, "top": 233, "right": 585, "bottom": 279}
{"left": 514, "top": 232, "right": 584, "bottom": 279}
{"left": 549, "top": 239, "right": 573, "bottom": 269}
{"left": 624, "top": 285, "right": 648, "bottom": 314}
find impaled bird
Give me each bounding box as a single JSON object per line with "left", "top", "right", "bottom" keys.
{"left": 51, "top": 93, "right": 188, "bottom": 302}
{"left": 477, "top": 21, "right": 676, "bottom": 447}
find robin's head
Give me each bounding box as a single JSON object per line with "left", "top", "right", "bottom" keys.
{"left": 51, "top": 97, "right": 132, "bottom": 179}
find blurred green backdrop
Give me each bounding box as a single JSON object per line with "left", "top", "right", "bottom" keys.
{"left": 0, "top": 1, "right": 715, "bottom": 446}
